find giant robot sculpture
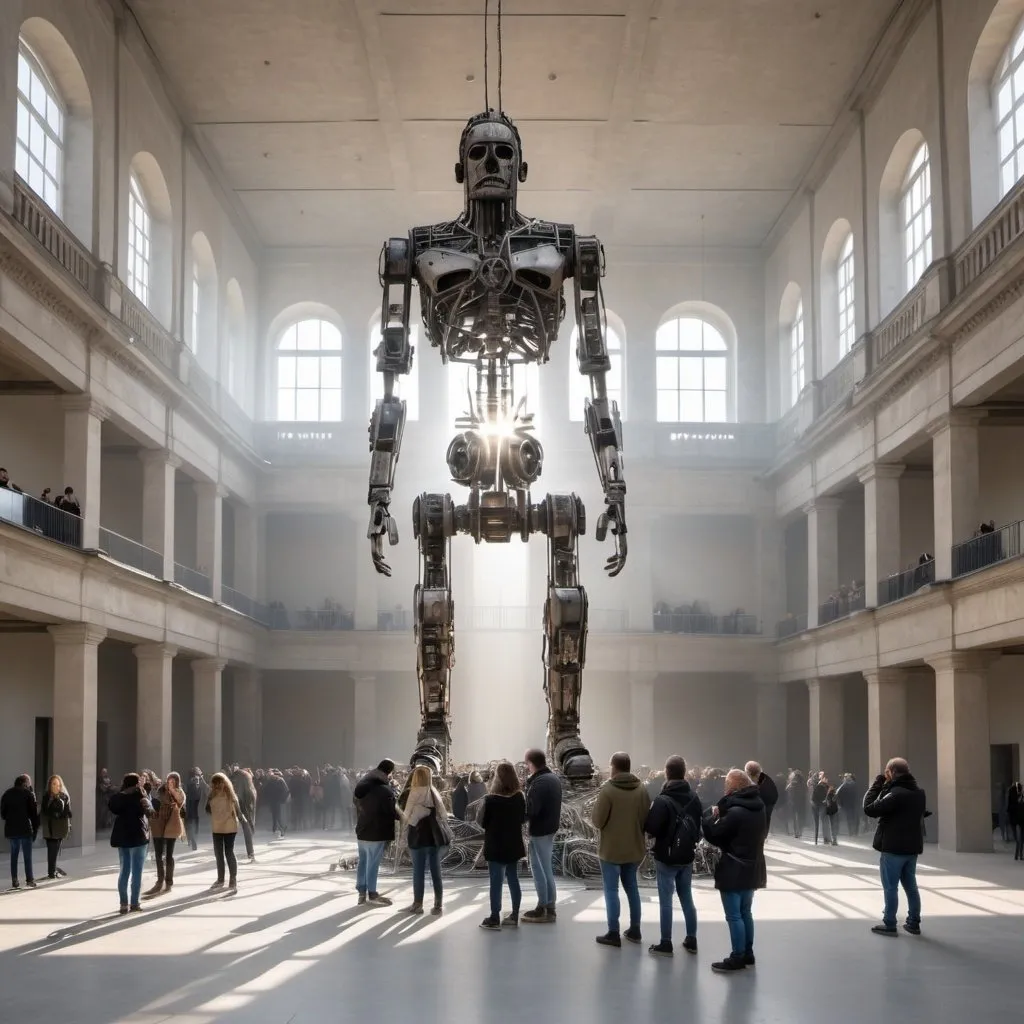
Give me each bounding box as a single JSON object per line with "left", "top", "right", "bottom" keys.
{"left": 366, "top": 110, "right": 628, "bottom": 779}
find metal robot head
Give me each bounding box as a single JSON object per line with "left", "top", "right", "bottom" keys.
{"left": 455, "top": 110, "right": 528, "bottom": 205}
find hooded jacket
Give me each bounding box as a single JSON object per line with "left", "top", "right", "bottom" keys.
{"left": 862, "top": 772, "right": 927, "bottom": 855}
{"left": 353, "top": 770, "right": 400, "bottom": 842}
{"left": 524, "top": 766, "right": 562, "bottom": 837}
{"left": 591, "top": 772, "right": 652, "bottom": 864}
{"left": 702, "top": 784, "right": 767, "bottom": 892}
{"left": 643, "top": 779, "right": 702, "bottom": 865}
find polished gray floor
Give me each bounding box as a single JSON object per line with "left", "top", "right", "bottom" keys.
{"left": 1, "top": 831, "right": 1022, "bottom": 1023}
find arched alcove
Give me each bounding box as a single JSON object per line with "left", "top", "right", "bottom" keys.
{"left": 267, "top": 302, "right": 345, "bottom": 422}
{"left": 126, "top": 151, "right": 173, "bottom": 329}
{"left": 189, "top": 231, "right": 219, "bottom": 371}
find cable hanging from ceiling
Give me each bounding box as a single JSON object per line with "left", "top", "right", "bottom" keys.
{"left": 482, "top": 0, "right": 505, "bottom": 114}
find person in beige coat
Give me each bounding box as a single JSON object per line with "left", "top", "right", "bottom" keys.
{"left": 205, "top": 772, "right": 241, "bottom": 891}
{"left": 146, "top": 772, "right": 186, "bottom": 897}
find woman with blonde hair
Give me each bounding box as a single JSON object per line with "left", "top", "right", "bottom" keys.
{"left": 205, "top": 772, "right": 241, "bottom": 891}
{"left": 146, "top": 771, "right": 186, "bottom": 897}
{"left": 40, "top": 774, "right": 72, "bottom": 879}
{"left": 403, "top": 765, "right": 449, "bottom": 915}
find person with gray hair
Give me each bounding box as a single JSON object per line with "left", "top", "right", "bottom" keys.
{"left": 744, "top": 761, "right": 778, "bottom": 831}
{"left": 863, "top": 757, "right": 928, "bottom": 937}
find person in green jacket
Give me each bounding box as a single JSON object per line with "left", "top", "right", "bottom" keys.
{"left": 591, "top": 751, "right": 652, "bottom": 948}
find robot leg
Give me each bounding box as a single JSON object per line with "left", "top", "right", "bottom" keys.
{"left": 412, "top": 493, "right": 456, "bottom": 771}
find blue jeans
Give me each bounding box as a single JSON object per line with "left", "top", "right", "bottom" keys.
{"left": 9, "top": 835, "right": 33, "bottom": 882}
{"left": 655, "top": 861, "right": 697, "bottom": 942}
{"left": 356, "top": 840, "right": 386, "bottom": 895}
{"left": 410, "top": 846, "right": 442, "bottom": 905}
{"left": 117, "top": 844, "right": 147, "bottom": 907}
{"left": 529, "top": 834, "right": 556, "bottom": 906}
{"left": 599, "top": 860, "right": 641, "bottom": 935}
{"left": 720, "top": 889, "right": 755, "bottom": 956}
{"left": 488, "top": 861, "right": 522, "bottom": 917}
{"left": 879, "top": 852, "right": 921, "bottom": 929}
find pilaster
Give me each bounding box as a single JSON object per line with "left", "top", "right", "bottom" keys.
{"left": 929, "top": 412, "right": 984, "bottom": 580}
{"left": 134, "top": 643, "right": 176, "bottom": 776}
{"left": 859, "top": 464, "right": 904, "bottom": 608}
{"left": 804, "top": 498, "right": 842, "bottom": 628}
{"left": 195, "top": 482, "right": 225, "bottom": 597}
{"left": 62, "top": 397, "right": 107, "bottom": 549}
{"left": 140, "top": 450, "right": 179, "bottom": 579}
{"left": 863, "top": 667, "right": 908, "bottom": 778}
{"left": 192, "top": 658, "right": 225, "bottom": 774}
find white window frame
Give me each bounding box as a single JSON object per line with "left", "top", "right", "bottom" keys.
{"left": 15, "top": 41, "right": 64, "bottom": 215}
{"left": 995, "top": 21, "right": 1024, "bottom": 199}
{"left": 126, "top": 173, "right": 151, "bottom": 307}
{"left": 275, "top": 319, "right": 343, "bottom": 423}
{"left": 569, "top": 324, "right": 625, "bottom": 422}
{"left": 790, "top": 300, "right": 806, "bottom": 409}
{"left": 837, "top": 235, "right": 856, "bottom": 358}
{"left": 369, "top": 323, "right": 420, "bottom": 421}
{"left": 901, "top": 144, "right": 933, "bottom": 292}
{"left": 655, "top": 317, "right": 729, "bottom": 424}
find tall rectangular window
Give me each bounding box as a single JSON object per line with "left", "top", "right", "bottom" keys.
{"left": 15, "top": 43, "right": 63, "bottom": 214}
{"left": 837, "top": 236, "right": 856, "bottom": 358}
{"left": 127, "top": 174, "right": 151, "bottom": 306}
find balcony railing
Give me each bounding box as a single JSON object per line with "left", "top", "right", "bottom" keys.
{"left": 818, "top": 587, "right": 866, "bottom": 626}
{"left": 952, "top": 522, "right": 1020, "bottom": 578}
{"left": 817, "top": 352, "right": 856, "bottom": 413}
{"left": 117, "top": 285, "right": 178, "bottom": 370}
{"left": 776, "top": 613, "right": 807, "bottom": 639}
{"left": 878, "top": 559, "right": 935, "bottom": 606}
{"left": 378, "top": 608, "right": 412, "bottom": 631}
{"left": 653, "top": 610, "right": 760, "bottom": 635}
{"left": 174, "top": 562, "right": 212, "bottom": 598}
{"left": 221, "top": 586, "right": 270, "bottom": 625}
{"left": 268, "top": 604, "right": 355, "bottom": 630}
{"left": 954, "top": 179, "right": 1024, "bottom": 295}
{"left": 98, "top": 527, "right": 163, "bottom": 577}
{"left": 872, "top": 280, "right": 927, "bottom": 367}
{"left": 11, "top": 175, "right": 96, "bottom": 295}
{"left": 0, "top": 488, "right": 83, "bottom": 547}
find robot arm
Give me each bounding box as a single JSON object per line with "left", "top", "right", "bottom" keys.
{"left": 367, "top": 237, "right": 416, "bottom": 576}
{"left": 573, "top": 235, "right": 628, "bottom": 577}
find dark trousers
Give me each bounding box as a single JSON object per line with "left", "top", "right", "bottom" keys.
{"left": 488, "top": 861, "right": 522, "bottom": 918}
{"left": 268, "top": 801, "right": 285, "bottom": 833}
{"left": 45, "top": 838, "right": 63, "bottom": 877}
{"left": 1013, "top": 822, "right": 1024, "bottom": 860}
{"left": 185, "top": 816, "right": 199, "bottom": 850}
{"left": 791, "top": 805, "right": 804, "bottom": 837}
{"left": 153, "top": 837, "right": 177, "bottom": 884}
{"left": 213, "top": 832, "right": 238, "bottom": 883}
{"left": 9, "top": 836, "right": 33, "bottom": 882}
{"left": 844, "top": 807, "right": 859, "bottom": 836}
{"left": 410, "top": 846, "right": 442, "bottom": 905}
{"left": 239, "top": 816, "right": 255, "bottom": 858}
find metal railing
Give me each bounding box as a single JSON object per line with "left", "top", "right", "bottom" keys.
{"left": 267, "top": 604, "right": 355, "bottom": 631}
{"left": 221, "top": 585, "right": 270, "bottom": 625}
{"left": 818, "top": 587, "right": 866, "bottom": 626}
{"left": 118, "top": 286, "right": 178, "bottom": 370}
{"left": 98, "top": 527, "right": 163, "bottom": 577}
{"left": 878, "top": 559, "right": 935, "bottom": 606}
{"left": 872, "top": 280, "right": 927, "bottom": 367}
{"left": 174, "top": 562, "right": 212, "bottom": 598}
{"left": 817, "top": 352, "right": 856, "bottom": 413}
{"left": 378, "top": 608, "right": 412, "bottom": 630}
{"left": 653, "top": 611, "right": 760, "bottom": 635}
{"left": 776, "top": 613, "right": 807, "bottom": 639}
{"left": 0, "top": 488, "right": 83, "bottom": 547}
{"left": 12, "top": 175, "right": 96, "bottom": 294}
{"left": 954, "top": 178, "right": 1024, "bottom": 294}
{"left": 952, "top": 523, "right": 1019, "bottom": 578}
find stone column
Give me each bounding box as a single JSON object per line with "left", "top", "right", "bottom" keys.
{"left": 859, "top": 464, "right": 904, "bottom": 608}
{"left": 756, "top": 516, "right": 784, "bottom": 634}
{"left": 805, "top": 499, "right": 841, "bottom": 628}
{"left": 49, "top": 623, "right": 106, "bottom": 851}
{"left": 140, "top": 450, "right": 179, "bottom": 579}
{"left": 756, "top": 681, "right": 789, "bottom": 775}
{"left": 192, "top": 659, "right": 225, "bottom": 775}
{"left": 927, "top": 652, "right": 995, "bottom": 852}
{"left": 195, "top": 482, "right": 225, "bottom": 597}
{"left": 233, "top": 502, "right": 258, "bottom": 599}
{"left": 232, "top": 667, "right": 262, "bottom": 767}
{"left": 864, "top": 667, "right": 908, "bottom": 778}
{"left": 352, "top": 673, "right": 378, "bottom": 770}
{"left": 134, "top": 643, "right": 176, "bottom": 776}
{"left": 807, "top": 678, "right": 844, "bottom": 778}
{"left": 62, "top": 397, "right": 106, "bottom": 549}
{"left": 930, "top": 413, "right": 983, "bottom": 580}
{"left": 630, "top": 672, "right": 657, "bottom": 770}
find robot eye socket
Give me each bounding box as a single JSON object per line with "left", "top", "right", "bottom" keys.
{"left": 495, "top": 144, "right": 514, "bottom": 159}
{"left": 468, "top": 144, "right": 487, "bottom": 160}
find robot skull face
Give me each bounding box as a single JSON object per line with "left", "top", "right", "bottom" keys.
{"left": 457, "top": 116, "right": 526, "bottom": 202}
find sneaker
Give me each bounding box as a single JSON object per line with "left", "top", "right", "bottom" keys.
{"left": 118, "top": 905, "right": 128, "bottom": 915}
{"left": 545, "top": 904, "right": 557, "bottom": 922}
{"left": 228, "top": 879, "right": 237, "bottom": 891}
{"left": 368, "top": 893, "right": 393, "bottom": 907}
{"left": 902, "top": 923, "right": 921, "bottom": 936}
{"left": 405, "top": 903, "right": 424, "bottom": 915}
{"left": 431, "top": 903, "right": 443, "bottom": 916}
{"left": 357, "top": 893, "right": 367, "bottom": 906}
{"left": 682, "top": 936, "right": 698, "bottom": 955}
{"left": 25, "top": 879, "right": 37, "bottom": 889}
{"left": 248, "top": 856, "right": 256, "bottom": 864}
{"left": 129, "top": 905, "right": 144, "bottom": 913}
{"left": 871, "top": 924, "right": 898, "bottom": 937}
{"left": 624, "top": 926, "right": 642, "bottom": 944}
{"left": 596, "top": 931, "right": 622, "bottom": 948}
{"left": 502, "top": 911, "right": 519, "bottom": 927}
{"left": 479, "top": 916, "right": 501, "bottom": 931}
{"left": 10, "top": 880, "right": 19, "bottom": 890}
{"left": 521, "top": 906, "right": 546, "bottom": 923}
{"left": 711, "top": 955, "right": 747, "bottom": 973}
{"left": 209, "top": 881, "right": 225, "bottom": 891}
{"left": 743, "top": 951, "right": 756, "bottom": 967}
{"left": 47, "top": 874, "right": 56, "bottom": 880}
{"left": 648, "top": 941, "right": 674, "bottom": 957}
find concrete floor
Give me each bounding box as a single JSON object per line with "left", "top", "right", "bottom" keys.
{"left": 1, "top": 831, "right": 1022, "bottom": 1024}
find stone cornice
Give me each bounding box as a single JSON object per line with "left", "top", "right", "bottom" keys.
{"left": 925, "top": 650, "right": 1000, "bottom": 673}
{"left": 48, "top": 622, "right": 107, "bottom": 646}
{"left": 0, "top": 240, "right": 93, "bottom": 339}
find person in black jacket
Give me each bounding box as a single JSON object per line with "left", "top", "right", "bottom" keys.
{"left": 262, "top": 770, "right": 291, "bottom": 836}
{"left": 108, "top": 773, "right": 153, "bottom": 913}
{"left": 810, "top": 771, "right": 832, "bottom": 844}
{"left": 1, "top": 774, "right": 40, "bottom": 889}
{"left": 1009, "top": 781, "right": 1024, "bottom": 861}
{"left": 863, "top": 757, "right": 927, "bottom": 936}
{"left": 643, "top": 755, "right": 702, "bottom": 957}
{"left": 479, "top": 762, "right": 527, "bottom": 930}
{"left": 353, "top": 759, "right": 401, "bottom": 906}
{"left": 450, "top": 776, "right": 469, "bottom": 821}
{"left": 836, "top": 773, "right": 861, "bottom": 837}
{"left": 786, "top": 770, "right": 807, "bottom": 838}
{"left": 522, "top": 748, "right": 563, "bottom": 923}
{"left": 745, "top": 761, "right": 778, "bottom": 832}
{"left": 702, "top": 769, "right": 767, "bottom": 974}
{"left": 39, "top": 775, "right": 72, "bottom": 879}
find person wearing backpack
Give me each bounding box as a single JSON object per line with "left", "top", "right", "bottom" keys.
{"left": 643, "top": 755, "right": 703, "bottom": 957}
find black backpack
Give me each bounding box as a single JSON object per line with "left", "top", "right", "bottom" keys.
{"left": 663, "top": 795, "right": 700, "bottom": 865}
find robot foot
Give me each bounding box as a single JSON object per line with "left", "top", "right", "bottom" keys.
{"left": 553, "top": 737, "right": 594, "bottom": 780}
{"left": 411, "top": 734, "right": 447, "bottom": 775}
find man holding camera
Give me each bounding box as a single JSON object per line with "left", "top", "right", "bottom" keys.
{"left": 863, "top": 757, "right": 927, "bottom": 937}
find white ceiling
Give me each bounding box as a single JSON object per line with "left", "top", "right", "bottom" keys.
{"left": 127, "top": 0, "right": 903, "bottom": 251}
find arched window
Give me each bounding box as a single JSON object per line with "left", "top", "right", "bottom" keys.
{"left": 901, "top": 144, "right": 933, "bottom": 291}
{"left": 276, "top": 319, "right": 342, "bottom": 422}
{"left": 126, "top": 173, "right": 151, "bottom": 306}
{"left": 837, "top": 235, "right": 856, "bottom": 358}
{"left": 655, "top": 317, "right": 728, "bottom": 423}
{"left": 569, "top": 323, "right": 625, "bottom": 421}
{"left": 16, "top": 41, "right": 63, "bottom": 213}
{"left": 995, "top": 20, "right": 1024, "bottom": 198}
{"left": 790, "top": 301, "right": 806, "bottom": 408}
{"left": 449, "top": 361, "right": 539, "bottom": 431}
{"left": 370, "top": 322, "right": 420, "bottom": 421}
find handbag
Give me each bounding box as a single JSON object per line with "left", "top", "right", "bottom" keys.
{"left": 428, "top": 808, "right": 454, "bottom": 848}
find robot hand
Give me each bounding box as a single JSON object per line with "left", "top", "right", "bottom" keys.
{"left": 367, "top": 497, "right": 399, "bottom": 577}
{"left": 595, "top": 498, "right": 628, "bottom": 577}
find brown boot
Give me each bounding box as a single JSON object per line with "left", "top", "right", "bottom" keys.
{"left": 143, "top": 880, "right": 164, "bottom": 899}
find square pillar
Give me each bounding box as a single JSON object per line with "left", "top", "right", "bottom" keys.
{"left": 756, "top": 681, "right": 789, "bottom": 775}
{"left": 864, "top": 667, "right": 908, "bottom": 778}
{"left": 353, "top": 673, "right": 378, "bottom": 769}
{"left": 231, "top": 667, "right": 262, "bottom": 767}
{"left": 62, "top": 397, "right": 106, "bottom": 549}
{"left": 805, "top": 499, "right": 841, "bottom": 628}
{"left": 630, "top": 672, "right": 657, "bottom": 770}
{"left": 140, "top": 451, "right": 179, "bottom": 579}
{"left": 195, "top": 482, "right": 225, "bottom": 597}
{"left": 49, "top": 623, "right": 106, "bottom": 852}
{"left": 927, "top": 652, "right": 995, "bottom": 853}
{"left": 233, "top": 503, "right": 258, "bottom": 599}
{"left": 134, "top": 643, "right": 176, "bottom": 776}
{"left": 930, "top": 413, "right": 983, "bottom": 580}
{"left": 859, "top": 464, "right": 904, "bottom": 608}
{"left": 192, "top": 658, "right": 225, "bottom": 775}
{"left": 808, "top": 678, "right": 843, "bottom": 778}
